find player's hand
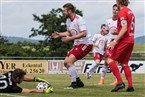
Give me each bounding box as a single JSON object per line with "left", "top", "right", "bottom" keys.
{"left": 111, "top": 31, "right": 118, "bottom": 35}
{"left": 61, "top": 36, "right": 72, "bottom": 42}
{"left": 34, "top": 77, "right": 50, "bottom": 84}
{"left": 43, "top": 87, "right": 53, "bottom": 94}
{"left": 51, "top": 32, "right": 60, "bottom": 38}
{"left": 93, "top": 44, "right": 99, "bottom": 48}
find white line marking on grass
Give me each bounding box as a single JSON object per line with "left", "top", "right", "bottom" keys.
{"left": 0, "top": 93, "right": 27, "bottom": 97}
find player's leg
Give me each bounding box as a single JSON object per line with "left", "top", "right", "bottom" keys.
{"left": 109, "top": 61, "right": 120, "bottom": 85}
{"left": 77, "top": 44, "right": 93, "bottom": 83}
{"left": 86, "top": 52, "right": 101, "bottom": 79}
{"left": 110, "top": 79, "right": 118, "bottom": 85}
{"left": 64, "top": 44, "right": 93, "bottom": 89}
{"left": 99, "top": 47, "right": 111, "bottom": 85}
{"left": 120, "top": 43, "right": 134, "bottom": 92}
{"left": 98, "top": 59, "right": 108, "bottom": 85}
{"left": 122, "top": 64, "right": 134, "bottom": 92}
{"left": 98, "top": 59, "right": 119, "bottom": 85}
{"left": 64, "top": 54, "right": 79, "bottom": 89}
{"left": 107, "top": 42, "right": 135, "bottom": 92}
{"left": 107, "top": 58, "right": 125, "bottom": 92}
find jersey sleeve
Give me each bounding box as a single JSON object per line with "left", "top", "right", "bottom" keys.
{"left": 77, "top": 18, "right": 87, "bottom": 32}
{"left": 119, "top": 11, "right": 127, "bottom": 26}
{"left": 92, "top": 34, "right": 98, "bottom": 42}
{"left": 11, "top": 86, "right": 23, "bottom": 93}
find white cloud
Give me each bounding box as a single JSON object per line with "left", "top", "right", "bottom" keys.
{"left": 1, "top": 0, "right": 144, "bottom": 40}
{"left": 2, "top": 2, "right": 63, "bottom": 39}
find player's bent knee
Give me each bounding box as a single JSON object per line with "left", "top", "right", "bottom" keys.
{"left": 64, "top": 60, "right": 74, "bottom": 68}
{"left": 64, "top": 61, "right": 67, "bottom": 67}
{"left": 122, "top": 64, "right": 128, "bottom": 67}
{"left": 104, "top": 62, "right": 108, "bottom": 66}
{"left": 106, "top": 58, "right": 114, "bottom": 64}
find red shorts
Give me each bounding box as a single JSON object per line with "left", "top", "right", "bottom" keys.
{"left": 104, "top": 39, "right": 114, "bottom": 57}
{"left": 67, "top": 44, "right": 93, "bottom": 60}
{"left": 92, "top": 52, "right": 103, "bottom": 62}
{"left": 106, "top": 42, "right": 134, "bottom": 65}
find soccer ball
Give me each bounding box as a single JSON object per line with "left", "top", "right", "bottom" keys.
{"left": 36, "top": 82, "right": 51, "bottom": 90}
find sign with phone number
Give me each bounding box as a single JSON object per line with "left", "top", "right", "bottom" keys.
{"left": 0, "top": 60, "right": 47, "bottom": 74}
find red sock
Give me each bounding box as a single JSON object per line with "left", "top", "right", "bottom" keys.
{"left": 123, "top": 65, "right": 132, "bottom": 87}
{"left": 109, "top": 61, "right": 123, "bottom": 83}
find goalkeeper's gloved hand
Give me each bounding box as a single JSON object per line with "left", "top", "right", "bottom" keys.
{"left": 34, "top": 77, "right": 50, "bottom": 84}
{"left": 43, "top": 87, "right": 54, "bottom": 94}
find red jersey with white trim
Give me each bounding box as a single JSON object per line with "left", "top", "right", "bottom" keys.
{"left": 117, "top": 7, "right": 135, "bottom": 43}
{"left": 66, "top": 14, "right": 92, "bottom": 46}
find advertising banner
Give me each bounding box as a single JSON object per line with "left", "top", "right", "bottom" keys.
{"left": 0, "top": 60, "right": 47, "bottom": 74}
{"left": 48, "top": 60, "right": 85, "bottom": 74}
{"left": 47, "top": 60, "right": 145, "bottom": 74}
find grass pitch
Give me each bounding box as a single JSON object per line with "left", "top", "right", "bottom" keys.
{"left": 0, "top": 74, "right": 145, "bottom": 97}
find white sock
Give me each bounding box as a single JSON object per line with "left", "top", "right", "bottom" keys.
{"left": 101, "top": 66, "right": 108, "bottom": 79}
{"left": 88, "top": 61, "right": 99, "bottom": 74}
{"left": 118, "top": 65, "right": 122, "bottom": 73}
{"left": 68, "top": 65, "right": 78, "bottom": 82}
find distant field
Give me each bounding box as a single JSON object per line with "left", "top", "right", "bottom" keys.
{"left": 133, "top": 44, "right": 145, "bottom": 52}
{"left": 0, "top": 74, "right": 144, "bottom": 97}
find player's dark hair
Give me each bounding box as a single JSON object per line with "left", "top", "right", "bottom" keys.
{"left": 12, "top": 68, "right": 26, "bottom": 79}
{"left": 101, "top": 24, "right": 106, "bottom": 29}
{"left": 113, "top": 4, "right": 117, "bottom": 8}
{"left": 63, "top": 3, "right": 76, "bottom": 12}
{"left": 117, "top": 0, "right": 130, "bottom": 6}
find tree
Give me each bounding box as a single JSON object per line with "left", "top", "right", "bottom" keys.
{"left": 0, "top": 35, "right": 8, "bottom": 45}
{"left": 29, "top": 8, "right": 83, "bottom": 57}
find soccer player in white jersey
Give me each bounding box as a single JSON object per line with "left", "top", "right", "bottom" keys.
{"left": 51, "top": 3, "right": 93, "bottom": 89}
{"left": 98, "top": 4, "right": 119, "bottom": 85}
{"left": 85, "top": 24, "right": 108, "bottom": 79}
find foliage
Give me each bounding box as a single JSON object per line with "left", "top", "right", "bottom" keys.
{"left": 29, "top": 8, "right": 83, "bottom": 57}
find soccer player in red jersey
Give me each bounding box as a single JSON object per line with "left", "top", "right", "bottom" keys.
{"left": 106, "top": 0, "right": 135, "bottom": 92}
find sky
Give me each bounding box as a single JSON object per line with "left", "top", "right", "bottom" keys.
{"left": 0, "top": 0, "right": 145, "bottom": 40}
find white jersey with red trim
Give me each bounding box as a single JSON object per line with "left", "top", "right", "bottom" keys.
{"left": 92, "top": 33, "right": 108, "bottom": 55}
{"left": 66, "top": 14, "right": 92, "bottom": 46}
{"left": 106, "top": 17, "right": 117, "bottom": 41}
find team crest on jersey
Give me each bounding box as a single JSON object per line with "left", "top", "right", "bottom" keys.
{"left": 109, "top": 26, "right": 117, "bottom": 35}
{"left": 70, "top": 29, "right": 77, "bottom": 35}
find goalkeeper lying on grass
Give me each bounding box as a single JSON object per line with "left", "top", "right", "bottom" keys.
{"left": 0, "top": 68, "right": 53, "bottom": 93}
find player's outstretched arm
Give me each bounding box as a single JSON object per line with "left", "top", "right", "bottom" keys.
{"left": 61, "top": 31, "right": 87, "bottom": 42}
{"left": 24, "top": 75, "right": 49, "bottom": 83}
{"left": 21, "top": 87, "right": 53, "bottom": 94}
{"left": 51, "top": 31, "right": 70, "bottom": 38}
{"left": 23, "top": 75, "right": 35, "bottom": 81}
{"left": 21, "top": 88, "right": 43, "bottom": 93}
{"left": 71, "top": 31, "right": 87, "bottom": 39}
